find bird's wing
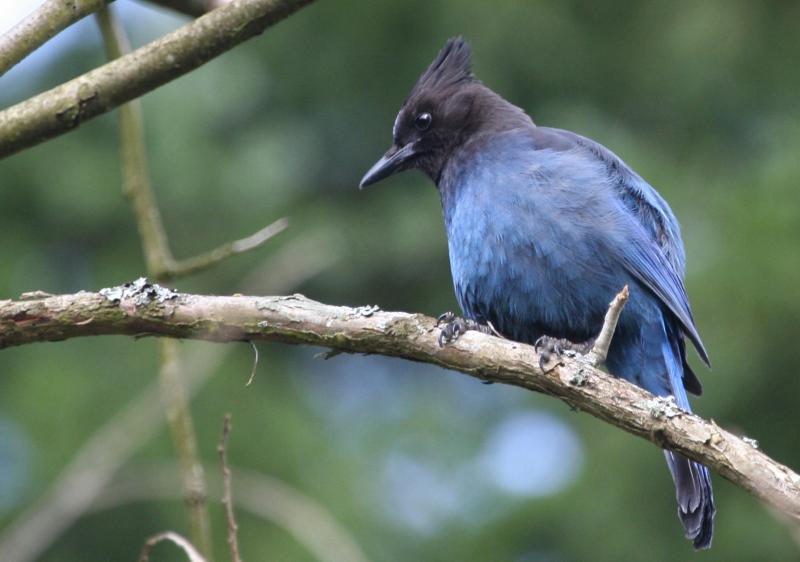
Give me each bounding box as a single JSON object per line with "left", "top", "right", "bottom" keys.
{"left": 535, "top": 127, "right": 687, "bottom": 277}
{"left": 618, "top": 232, "right": 710, "bottom": 366}
{"left": 532, "top": 126, "right": 709, "bottom": 366}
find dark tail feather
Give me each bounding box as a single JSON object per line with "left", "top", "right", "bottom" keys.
{"left": 664, "top": 451, "right": 716, "bottom": 549}
{"left": 659, "top": 322, "right": 715, "bottom": 549}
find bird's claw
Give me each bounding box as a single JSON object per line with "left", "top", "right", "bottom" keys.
{"left": 436, "top": 312, "right": 493, "bottom": 346}
{"left": 535, "top": 335, "right": 564, "bottom": 371}
{"left": 437, "top": 311, "right": 456, "bottom": 326}
{"left": 534, "top": 335, "right": 595, "bottom": 371}
{"left": 438, "top": 314, "right": 468, "bottom": 346}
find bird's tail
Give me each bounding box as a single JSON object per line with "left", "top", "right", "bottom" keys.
{"left": 663, "top": 450, "right": 715, "bottom": 549}
{"left": 662, "top": 334, "right": 716, "bottom": 549}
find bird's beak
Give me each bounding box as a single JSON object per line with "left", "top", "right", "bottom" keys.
{"left": 359, "top": 142, "right": 417, "bottom": 189}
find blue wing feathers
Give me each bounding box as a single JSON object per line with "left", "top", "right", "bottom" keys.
{"left": 618, "top": 233, "right": 710, "bottom": 366}
{"left": 538, "top": 127, "right": 687, "bottom": 275}
{"left": 532, "top": 127, "right": 709, "bottom": 367}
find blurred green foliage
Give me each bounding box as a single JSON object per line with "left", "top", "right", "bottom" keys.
{"left": 1, "top": 0, "right": 799, "bottom": 560}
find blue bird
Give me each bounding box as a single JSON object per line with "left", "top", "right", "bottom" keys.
{"left": 360, "top": 37, "right": 715, "bottom": 549}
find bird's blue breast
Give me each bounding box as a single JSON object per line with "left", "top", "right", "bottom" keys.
{"left": 439, "top": 131, "right": 643, "bottom": 344}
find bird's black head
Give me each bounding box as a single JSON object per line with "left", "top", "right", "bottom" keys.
{"left": 360, "top": 37, "right": 527, "bottom": 189}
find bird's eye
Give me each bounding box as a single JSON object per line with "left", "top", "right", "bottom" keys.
{"left": 414, "top": 112, "right": 432, "bottom": 131}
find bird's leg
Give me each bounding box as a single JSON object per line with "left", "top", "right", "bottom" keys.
{"left": 534, "top": 335, "right": 596, "bottom": 371}
{"left": 436, "top": 312, "right": 496, "bottom": 346}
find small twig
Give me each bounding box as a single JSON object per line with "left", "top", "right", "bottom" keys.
{"left": 159, "top": 340, "right": 214, "bottom": 558}
{"left": 0, "top": 0, "right": 109, "bottom": 77}
{"left": 237, "top": 227, "right": 341, "bottom": 294}
{"left": 162, "top": 218, "right": 289, "bottom": 281}
{"left": 218, "top": 415, "right": 243, "bottom": 562}
{"left": 246, "top": 341, "right": 259, "bottom": 386}
{"left": 138, "top": 531, "right": 208, "bottom": 562}
{"left": 100, "top": 2, "right": 287, "bottom": 282}
{"left": 100, "top": 10, "right": 289, "bottom": 283}
{"left": 587, "top": 285, "right": 629, "bottom": 365}
{"left": 96, "top": 6, "right": 177, "bottom": 278}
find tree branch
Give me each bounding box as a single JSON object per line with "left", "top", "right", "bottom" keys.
{"left": 96, "top": 7, "right": 215, "bottom": 556}
{"left": 218, "top": 415, "right": 243, "bottom": 562}
{"left": 0, "top": 0, "right": 111, "bottom": 77}
{"left": 159, "top": 338, "right": 214, "bottom": 558}
{"left": 97, "top": 5, "right": 289, "bottom": 285}
{"left": 1, "top": 285, "right": 799, "bottom": 526}
{"left": 162, "top": 218, "right": 289, "bottom": 281}
{"left": 0, "top": 0, "right": 315, "bottom": 160}
{"left": 96, "top": 6, "right": 177, "bottom": 277}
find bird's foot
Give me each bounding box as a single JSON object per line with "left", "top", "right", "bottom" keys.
{"left": 534, "top": 335, "right": 595, "bottom": 371}
{"left": 436, "top": 312, "right": 495, "bottom": 347}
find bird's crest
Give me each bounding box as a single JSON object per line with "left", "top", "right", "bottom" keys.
{"left": 410, "top": 37, "right": 475, "bottom": 98}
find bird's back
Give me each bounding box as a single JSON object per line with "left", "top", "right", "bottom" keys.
{"left": 534, "top": 127, "right": 687, "bottom": 277}
{"left": 441, "top": 127, "right": 654, "bottom": 347}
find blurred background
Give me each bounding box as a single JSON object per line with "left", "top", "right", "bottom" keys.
{"left": 1, "top": 0, "right": 799, "bottom": 560}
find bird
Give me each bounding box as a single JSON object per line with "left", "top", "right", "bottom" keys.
{"left": 359, "top": 37, "right": 715, "bottom": 549}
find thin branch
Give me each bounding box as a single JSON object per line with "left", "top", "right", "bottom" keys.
{"left": 1, "top": 288, "right": 799, "bottom": 528}
{"left": 97, "top": 6, "right": 288, "bottom": 282}
{"left": 160, "top": 338, "right": 214, "bottom": 558}
{"left": 237, "top": 227, "right": 341, "bottom": 294}
{"left": 163, "top": 218, "right": 289, "bottom": 281}
{"left": 0, "top": 0, "right": 110, "bottom": 77}
{"left": 100, "top": 3, "right": 286, "bottom": 549}
{"left": 0, "top": 0, "right": 315, "bottom": 160}
{"left": 97, "top": 7, "right": 213, "bottom": 556}
{"left": 587, "top": 284, "right": 629, "bottom": 365}
{"left": 141, "top": 0, "right": 231, "bottom": 18}
{"left": 218, "top": 415, "right": 243, "bottom": 562}
{"left": 138, "top": 531, "right": 208, "bottom": 562}
{"left": 246, "top": 340, "right": 259, "bottom": 386}
{"left": 96, "top": 6, "right": 176, "bottom": 276}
